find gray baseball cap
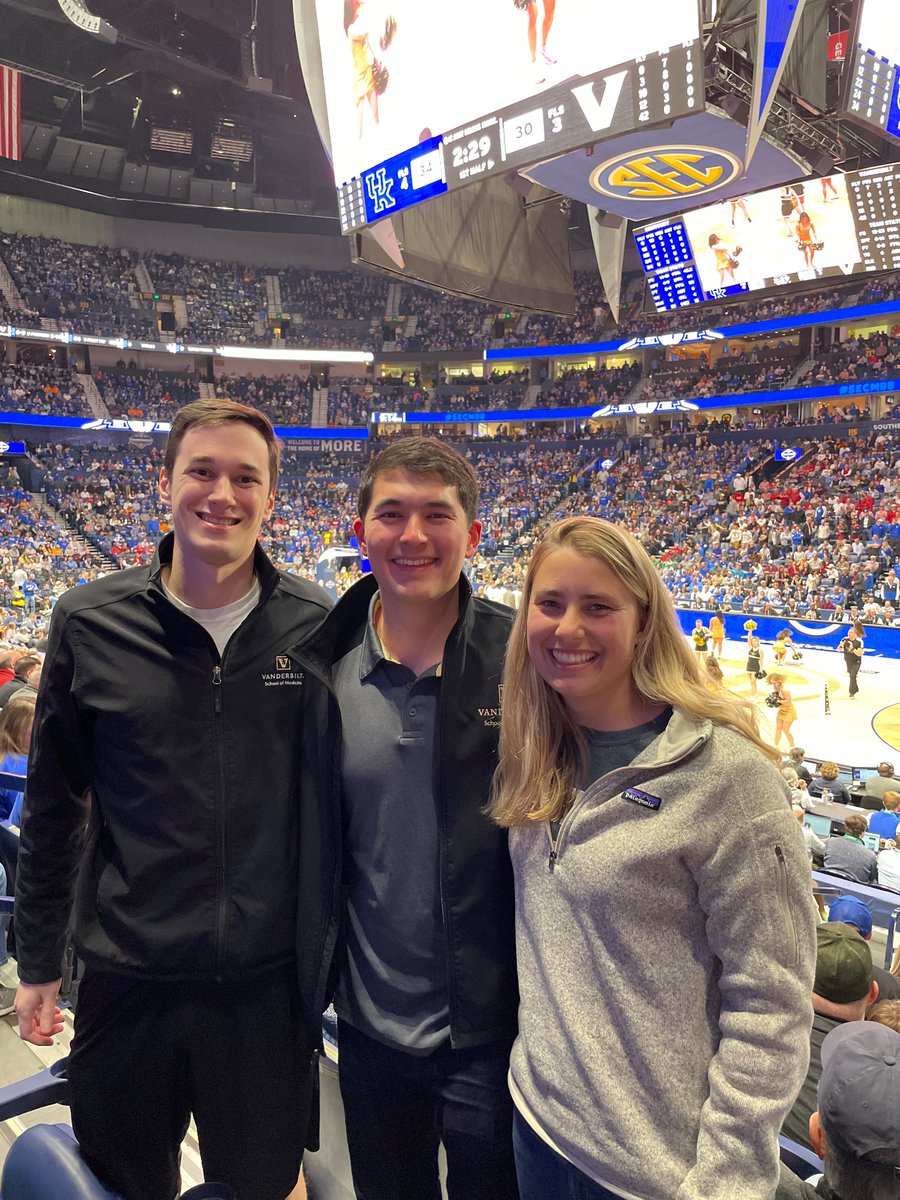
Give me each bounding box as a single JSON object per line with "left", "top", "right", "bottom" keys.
{"left": 819, "top": 1021, "right": 900, "bottom": 1164}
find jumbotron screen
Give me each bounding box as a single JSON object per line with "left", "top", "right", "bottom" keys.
{"left": 843, "top": 0, "right": 900, "bottom": 141}
{"left": 315, "top": 0, "right": 703, "bottom": 231}
{"left": 634, "top": 162, "right": 900, "bottom": 313}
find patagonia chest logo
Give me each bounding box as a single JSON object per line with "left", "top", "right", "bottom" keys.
{"left": 622, "top": 787, "right": 662, "bottom": 811}
{"left": 261, "top": 656, "right": 304, "bottom": 688}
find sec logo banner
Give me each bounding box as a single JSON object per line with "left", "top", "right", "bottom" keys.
{"left": 590, "top": 146, "right": 743, "bottom": 201}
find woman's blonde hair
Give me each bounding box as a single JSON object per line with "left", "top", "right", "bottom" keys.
{"left": 0, "top": 688, "right": 36, "bottom": 757}
{"left": 490, "top": 517, "right": 779, "bottom": 828}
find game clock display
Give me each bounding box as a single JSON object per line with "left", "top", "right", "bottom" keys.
{"left": 334, "top": 38, "right": 703, "bottom": 233}
{"left": 314, "top": 0, "right": 703, "bottom": 234}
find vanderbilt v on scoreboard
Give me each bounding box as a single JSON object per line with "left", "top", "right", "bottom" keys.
{"left": 312, "top": 0, "right": 704, "bottom": 233}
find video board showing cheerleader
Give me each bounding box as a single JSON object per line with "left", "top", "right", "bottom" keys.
{"left": 314, "top": 0, "right": 701, "bottom": 186}
{"left": 681, "top": 173, "right": 863, "bottom": 300}
{"left": 636, "top": 163, "right": 900, "bottom": 312}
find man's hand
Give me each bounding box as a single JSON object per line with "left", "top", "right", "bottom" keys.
{"left": 16, "top": 980, "right": 64, "bottom": 1045}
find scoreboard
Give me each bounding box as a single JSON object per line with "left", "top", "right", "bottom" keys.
{"left": 842, "top": 0, "right": 900, "bottom": 141}
{"left": 315, "top": 0, "right": 704, "bottom": 234}
{"left": 337, "top": 41, "right": 703, "bottom": 233}
{"left": 849, "top": 162, "right": 900, "bottom": 271}
{"left": 635, "top": 162, "right": 900, "bottom": 314}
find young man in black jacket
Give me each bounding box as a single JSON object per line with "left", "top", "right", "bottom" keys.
{"left": 14, "top": 399, "right": 330, "bottom": 1200}
{"left": 291, "top": 438, "right": 519, "bottom": 1200}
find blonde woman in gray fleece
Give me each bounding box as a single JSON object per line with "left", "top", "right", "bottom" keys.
{"left": 492, "top": 517, "right": 817, "bottom": 1200}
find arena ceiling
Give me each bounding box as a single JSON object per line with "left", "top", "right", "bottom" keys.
{"left": 0, "top": 0, "right": 339, "bottom": 223}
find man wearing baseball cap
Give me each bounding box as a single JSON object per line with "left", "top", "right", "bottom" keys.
{"left": 828, "top": 896, "right": 900, "bottom": 1001}
{"left": 782, "top": 923, "right": 879, "bottom": 1150}
{"left": 778, "top": 1021, "right": 900, "bottom": 1199}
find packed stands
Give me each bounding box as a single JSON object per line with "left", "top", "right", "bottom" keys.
{"left": 0, "top": 232, "right": 145, "bottom": 338}
{"left": 3, "top": 229, "right": 900, "bottom": 353}
{"left": 214, "top": 373, "right": 315, "bottom": 425}
{"left": 799, "top": 330, "right": 900, "bottom": 387}
{"left": 95, "top": 368, "right": 201, "bottom": 422}
{"left": 0, "top": 360, "right": 92, "bottom": 417}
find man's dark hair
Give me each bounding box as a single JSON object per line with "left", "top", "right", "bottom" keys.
{"left": 164, "top": 398, "right": 280, "bottom": 492}
{"left": 822, "top": 1137, "right": 900, "bottom": 1200}
{"left": 357, "top": 437, "right": 479, "bottom": 524}
{"left": 13, "top": 654, "right": 40, "bottom": 681}
{"left": 844, "top": 813, "right": 869, "bottom": 839}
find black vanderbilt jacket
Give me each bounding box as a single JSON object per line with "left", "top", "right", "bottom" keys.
{"left": 15, "top": 534, "right": 330, "bottom": 988}
{"left": 289, "top": 572, "right": 518, "bottom": 1051}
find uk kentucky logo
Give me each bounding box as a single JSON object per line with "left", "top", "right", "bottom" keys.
{"left": 365, "top": 168, "right": 395, "bottom": 214}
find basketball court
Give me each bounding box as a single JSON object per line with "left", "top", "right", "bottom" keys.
{"left": 717, "top": 638, "right": 900, "bottom": 766}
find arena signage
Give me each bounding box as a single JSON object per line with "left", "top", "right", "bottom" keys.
{"left": 0, "top": 323, "right": 373, "bottom": 365}
{"left": 589, "top": 146, "right": 743, "bottom": 201}
{"left": 836, "top": 380, "right": 900, "bottom": 395}
{"left": 592, "top": 399, "right": 699, "bottom": 416}
{"left": 485, "top": 289, "right": 900, "bottom": 364}
{"left": 83, "top": 418, "right": 171, "bottom": 434}
{"left": 617, "top": 329, "right": 725, "bottom": 351}
{"left": 279, "top": 437, "right": 367, "bottom": 449}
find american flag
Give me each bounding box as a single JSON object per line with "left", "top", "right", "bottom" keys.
{"left": 0, "top": 66, "right": 22, "bottom": 161}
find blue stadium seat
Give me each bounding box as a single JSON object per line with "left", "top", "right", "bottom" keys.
{"left": 0, "top": 1062, "right": 235, "bottom": 1199}
{"left": 779, "top": 1134, "right": 824, "bottom": 1180}
{"left": 0, "top": 1125, "right": 122, "bottom": 1200}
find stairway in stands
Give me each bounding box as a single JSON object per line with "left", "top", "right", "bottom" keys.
{"left": 0, "top": 258, "right": 25, "bottom": 313}
{"left": 172, "top": 294, "right": 189, "bottom": 330}
{"left": 311, "top": 389, "right": 330, "bottom": 426}
{"left": 75, "top": 373, "right": 109, "bottom": 419}
{"left": 134, "top": 259, "right": 153, "bottom": 294}
{"left": 264, "top": 273, "right": 282, "bottom": 318}
{"left": 30, "top": 492, "right": 119, "bottom": 574}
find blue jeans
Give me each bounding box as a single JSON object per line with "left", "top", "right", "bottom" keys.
{"left": 337, "top": 1018, "right": 518, "bottom": 1200}
{"left": 513, "top": 1109, "right": 626, "bottom": 1200}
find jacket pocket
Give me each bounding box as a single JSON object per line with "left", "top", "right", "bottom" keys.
{"left": 774, "top": 844, "right": 800, "bottom": 968}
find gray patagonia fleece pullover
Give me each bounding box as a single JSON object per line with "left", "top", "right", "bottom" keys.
{"left": 509, "top": 708, "right": 818, "bottom": 1200}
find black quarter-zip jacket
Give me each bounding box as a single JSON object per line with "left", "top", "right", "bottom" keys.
{"left": 15, "top": 534, "right": 330, "bottom": 991}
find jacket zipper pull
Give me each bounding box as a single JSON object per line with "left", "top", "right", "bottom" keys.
{"left": 548, "top": 849, "right": 557, "bottom": 872}
{"left": 213, "top": 665, "right": 222, "bottom": 713}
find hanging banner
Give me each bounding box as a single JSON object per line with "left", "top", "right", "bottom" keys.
{"left": 745, "top": 0, "right": 809, "bottom": 169}
{"left": 587, "top": 209, "right": 628, "bottom": 323}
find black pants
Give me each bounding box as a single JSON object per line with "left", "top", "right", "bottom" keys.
{"left": 337, "top": 1019, "right": 519, "bottom": 1200}
{"left": 68, "top": 968, "right": 312, "bottom": 1200}
{"left": 846, "top": 656, "right": 861, "bottom": 696}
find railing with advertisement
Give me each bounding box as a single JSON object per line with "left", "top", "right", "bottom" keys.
{"left": 674, "top": 609, "right": 900, "bottom": 659}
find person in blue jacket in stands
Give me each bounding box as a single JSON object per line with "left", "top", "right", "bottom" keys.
{"left": 0, "top": 689, "right": 33, "bottom": 821}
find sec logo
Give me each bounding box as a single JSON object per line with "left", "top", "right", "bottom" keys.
{"left": 590, "top": 146, "right": 743, "bottom": 200}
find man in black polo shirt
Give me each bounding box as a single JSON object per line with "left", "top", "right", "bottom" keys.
{"left": 292, "top": 438, "right": 518, "bottom": 1200}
